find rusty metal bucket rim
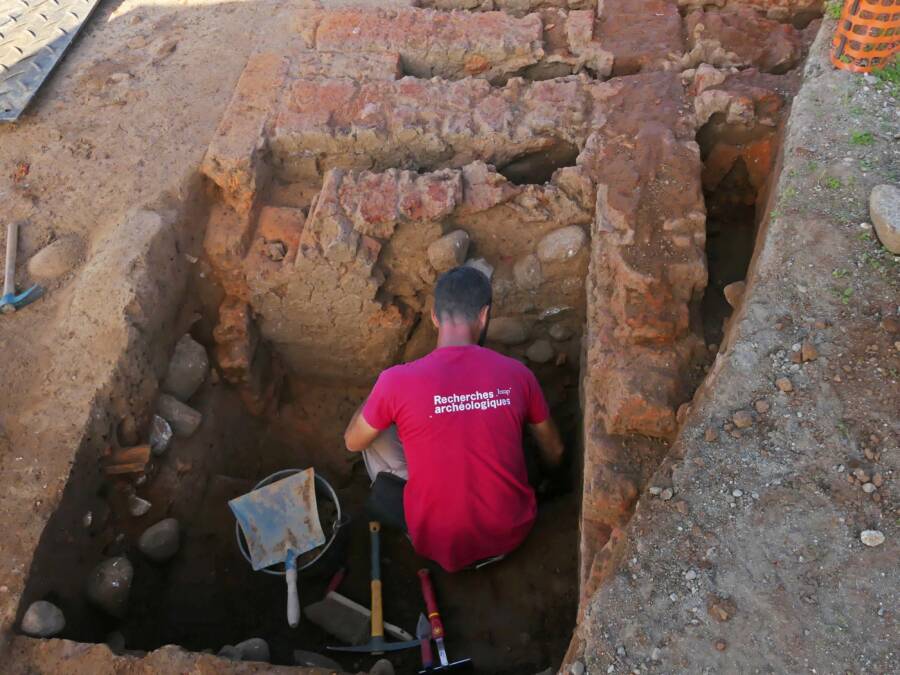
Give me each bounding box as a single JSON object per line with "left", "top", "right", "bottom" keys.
{"left": 234, "top": 468, "right": 343, "bottom": 576}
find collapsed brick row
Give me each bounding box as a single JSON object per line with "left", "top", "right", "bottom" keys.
{"left": 294, "top": 2, "right": 808, "bottom": 81}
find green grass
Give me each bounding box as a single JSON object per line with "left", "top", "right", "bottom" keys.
{"left": 824, "top": 176, "right": 843, "bottom": 190}
{"left": 826, "top": 0, "right": 843, "bottom": 19}
{"left": 872, "top": 55, "right": 899, "bottom": 96}
{"left": 850, "top": 131, "right": 874, "bottom": 145}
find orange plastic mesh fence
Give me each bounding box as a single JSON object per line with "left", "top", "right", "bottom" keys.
{"left": 831, "top": 0, "right": 900, "bottom": 72}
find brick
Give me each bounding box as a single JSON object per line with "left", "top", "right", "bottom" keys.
{"left": 684, "top": 8, "right": 803, "bottom": 73}
{"left": 203, "top": 204, "right": 254, "bottom": 300}
{"left": 676, "top": 0, "right": 821, "bottom": 22}
{"left": 564, "top": 10, "right": 614, "bottom": 77}
{"left": 254, "top": 206, "right": 306, "bottom": 264}
{"left": 289, "top": 51, "right": 402, "bottom": 80}
{"left": 596, "top": 0, "right": 684, "bottom": 75}
{"left": 312, "top": 8, "right": 544, "bottom": 81}
{"left": 270, "top": 76, "right": 605, "bottom": 179}
{"left": 201, "top": 53, "right": 288, "bottom": 214}
{"left": 580, "top": 72, "right": 706, "bottom": 439}
{"left": 212, "top": 297, "right": 258, "bottom": 384}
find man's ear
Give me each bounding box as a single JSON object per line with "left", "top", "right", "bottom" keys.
{"left": 478, "top": 305, "right": 490, "bottom": 329}
{"left": 431, "top": 308, "right": 440, "bottom": 329}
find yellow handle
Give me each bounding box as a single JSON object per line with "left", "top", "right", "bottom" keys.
{"left": 370, "top": 579, "right": 384, "bottom": 638}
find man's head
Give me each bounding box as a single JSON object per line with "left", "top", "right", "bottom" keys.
{"left": 431, "top": 266, "right": 492, "bottom": 345}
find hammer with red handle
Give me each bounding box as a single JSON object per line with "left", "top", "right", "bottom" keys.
{"left": 417, "top": 568, "right": 472, "bottom": 673}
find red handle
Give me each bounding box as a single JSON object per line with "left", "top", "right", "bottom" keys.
{"left": 325, "top": 567, "right": 346, "bottom": 596}
{"left": 420, "top": 636, "right": 434, "bottom": 667}
{"left": 418, "top": 568, "right": 444, "bottom": 638}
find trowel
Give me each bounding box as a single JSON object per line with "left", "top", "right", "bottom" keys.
{"left": 229, "top": 468, "right": 325, "bottom": 627}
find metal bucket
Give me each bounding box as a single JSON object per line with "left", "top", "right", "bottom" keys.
{"left": 235, "top": 468, "right": 348, "bottom": 577}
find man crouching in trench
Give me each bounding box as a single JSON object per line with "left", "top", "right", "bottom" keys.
{"left": 343, "top": 265, "right": 564, "bottom": 572}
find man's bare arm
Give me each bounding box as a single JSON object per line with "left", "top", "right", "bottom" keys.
{"left": 529, "top": 418, "right": 564, "bottom": 468}
{"left": 344, "top": 400, "right": 381, "bottom": 452}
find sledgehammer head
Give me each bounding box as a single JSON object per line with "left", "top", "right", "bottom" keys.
{"left": 0, "top": 284, "right": 43, "bottom": 313}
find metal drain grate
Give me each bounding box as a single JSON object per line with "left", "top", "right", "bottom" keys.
{"left": 0, "top": 0, "right": 101, "bottom": 122}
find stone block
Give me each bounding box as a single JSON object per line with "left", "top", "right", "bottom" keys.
{"left": 290, "top": 51, "right": 402, "bottom": 80}
{"left": 427, "top": 230, "right": 470, "bottom": 273}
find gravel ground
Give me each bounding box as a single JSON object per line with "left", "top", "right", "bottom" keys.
{"left": 570, "top": 22, "right": 898, "bottom": 675}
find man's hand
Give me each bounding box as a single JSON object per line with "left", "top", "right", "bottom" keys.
{"left": 344, "top": 400, "right": 381, "bottom": 452}
{"left": 529, "top": 418, "right": 564, "bottom": 469}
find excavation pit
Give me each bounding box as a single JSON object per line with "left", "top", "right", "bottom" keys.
{"left": 8, "top": 4, "right": 813, "bottom": 671}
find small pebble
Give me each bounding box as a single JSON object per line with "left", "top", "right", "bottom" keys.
{"left": 128, "top": 494, "right": 151, "bottom": 517}
{"left": 704, "top": 427, "right": 718, "bottom": 442}
{"left": 732, "top": 489, "right": 743, "bottom": 498}
{"left": 862, "top": 482, "right": 876, "bottom": 494}
{"left": 649, "top": 486, "right": 662, "bottom": 495}
{"left": 754, "top": 399, "right": 770, "bottom": 414}
{"left": 715, "top": 640, "right": 727, "bottom": 651}
{"left": 660, "top": 488, "right": 674, "bottom": 501}
{"left": 684, "top": 570, "right": 697, "bottom": 581}
{"left": 570, "top": 661, "right": 586, "bottom": 675}
{"left": 732, "top": 410, "right": 753, "bottom": 429}
{"left": 234, "top": 637, "right": 270, "bottom": 663}
{"left": 21, "top": 600, "right": 65, "bottom": 637}
{"left": 775, "top": 377, "right": 793, "bottom": 392}
{"left": 860, "top": 530, "right": 885, "bottom": 547}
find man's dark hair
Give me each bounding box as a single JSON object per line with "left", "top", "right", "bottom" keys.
{"left": 434, "top": 266, "right": 492, "bottom": 323}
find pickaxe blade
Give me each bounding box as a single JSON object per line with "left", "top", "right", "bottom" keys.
{"left": 0, "top": 284, "right": 43, "bottom": 314}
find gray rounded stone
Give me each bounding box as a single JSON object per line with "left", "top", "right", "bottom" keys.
{"left": 217, "top": 645, "right": 241, "bottom": 661}
{"left": 293, "top": 650, "right": 342, "bottom": 670}
{"left": 513, "top": 254, "right": 542, "bottom": 290}
{"left": 525, "top": 339, "right": 555, "bottom": 364}
{"left": 870, "top": 183, "right": 900, "bottom": 254}
{"left": 105, "top": 630, "right": 126, "bottom": 653}
{"left": 86, "top": 556, "right": 133, "bottom": 617}
{"left": 138, "top": 518, "right": 180, "bottom": 562}
{"left": 157, "top": 394, "right": 202, "bottom": 438}
{"left": 427, "top": 230, "right": 470, "bottom": 273}
{"left": 21, "top": 600, "right": 65, "bottom": 637}
{"left": 369, "top": 658, "right": 395, "bottom": 675}
{"left": 162, "top": 334, "right": 209, "bottom": 401}
{"left": 464, "top": 257, "right": 494, "bottom": 280}
{"left": 487, "top": 317, "right": 529, "bottom": 345}
{"left": 26, "top": 237, "right": 82, "bottom": 283}
{"left": 234, "top": 637, "right": 270, "bottom": 662}
{"left": 536, "top": 226, "right": 587, "bottom": 263}
{"left": 549, "top": 323, "right": 574, "bottom": 341}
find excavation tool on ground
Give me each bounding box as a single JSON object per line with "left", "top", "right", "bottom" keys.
{"left": 1, "top": 223, "right": 42, "bottom": 313}
{"left": 306, "top": 567, "right": 415, "bottom": 644}
{"left": 417, "top": 613, "right": 434, "bottom": 670}
{"left": 418, "top": 568, "right": 473, "bottom": 672}
{"left": 229, "top": 468, "right": 328, "bottom": 627}
{"left": 327, "top": 522, "right": 420, "bottom": 655}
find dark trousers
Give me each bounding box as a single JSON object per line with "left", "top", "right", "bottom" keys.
{"left": 365, "top": 471, "right": 408, "bottom": 532}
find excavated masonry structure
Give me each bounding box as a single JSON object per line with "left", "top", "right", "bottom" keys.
{"left": 8, "top": 0, "right": 820, "bottom": 670}
{"left": 200, "top": 0, "right": 810, "bottom": 614}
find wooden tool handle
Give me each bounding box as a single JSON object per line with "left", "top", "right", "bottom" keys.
{"left": 286, "top": 565, "right": 300, "bottom": 628}
{"left": 370, "top": 522, "right": 384, "bottom": 639}
{"left": 4, "top": 222, "right": 18, "bottom": 298}
{"left": 418, "top": 568, "right": 444, "bottom": 638}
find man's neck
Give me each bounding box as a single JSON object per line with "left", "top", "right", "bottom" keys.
{"left": 436, "top": 327, "right": 478, "bottom": 349}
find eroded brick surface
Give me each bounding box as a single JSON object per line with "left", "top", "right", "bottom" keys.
{"left": 270, "top": 76, "right": 604, "bottom": 180}
{"left": 313, "top": 8, "right": 545, "bottom": 81}
{"left": 684, "top": 7, "right": 804, "bottom": 73}
{"left": 596, "top": 0, "right": 685, "bottom": 75}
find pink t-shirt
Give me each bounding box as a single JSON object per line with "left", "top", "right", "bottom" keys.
{"left": 362, "top": 345, "right": 549, "bottom": 572}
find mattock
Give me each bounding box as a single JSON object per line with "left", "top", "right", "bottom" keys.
{"left": 1, "top": 222, "right": 43, "bottom": 313}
